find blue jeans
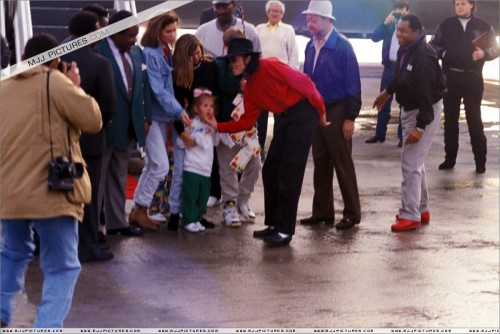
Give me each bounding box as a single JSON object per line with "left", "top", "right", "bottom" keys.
{"left": 1, "top": 217, "right": 81, "bottom": 328}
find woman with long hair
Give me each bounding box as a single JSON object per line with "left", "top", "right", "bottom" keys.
{"left": 128, "top": 12, "right": 191, "bottom": 231}
{"left": 167, "top": 34, "right": 219, "bottom": 230}
{"left": 141, "top": 11, "right": 179, "bottom": 66}
{"left": 206, "top": 38, "right": 329, "bottom": 247}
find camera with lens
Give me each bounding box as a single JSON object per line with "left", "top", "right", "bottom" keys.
{"left": 392, "top": 12, "right": 403, "bottom": 20}
{"left": 48, "top": 156, "right": 83, "bottom": 192}
{"left": 57, "top": 61, "right": 72, "bottom": 72}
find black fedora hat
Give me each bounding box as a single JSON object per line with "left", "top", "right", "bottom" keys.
{"left": 222, "top": 38, "right": 261, "bottom": 58}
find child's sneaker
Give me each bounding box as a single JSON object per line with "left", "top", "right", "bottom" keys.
{"left": 184, "top": 222, "right": 199, "bottom": 233}
{"left": 148, "top": 212, "right": 167, "bottom": 223}
{"left": 207, "top": 196, "right": 221, "bottom": 208}
{"left": 195, "top": 222, "right": 206, "bottom": 231}
{"left": 237, "top": 202, "right": 256, "bottom": 221}
{"left": 222, "top": 201, "right": 241, "bottom": 227}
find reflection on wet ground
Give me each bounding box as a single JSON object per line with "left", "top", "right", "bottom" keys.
{"left": 7, "top": 71, "right": 499, "bottom": 329}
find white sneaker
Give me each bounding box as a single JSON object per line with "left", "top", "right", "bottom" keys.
{"left": 195, "top": 222, "right": 206, "bottom": 231}
{"left": 148, "top": 212, "right": 167, "bottom": 222}
{"left": 184, "top": 222, "right": 199, "bottom": 233}
{"left": 207, "top": 196, "right": 221, "bottom": 208}
{"left": 222, "top": 201, "right": 241, "bottom": 227}
{"left": 238, "top": 202, "right": 256, "bottom": 221}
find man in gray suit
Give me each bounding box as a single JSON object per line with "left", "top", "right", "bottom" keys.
{"left": 96, "top": 10, "right": 153, "bottom": 236}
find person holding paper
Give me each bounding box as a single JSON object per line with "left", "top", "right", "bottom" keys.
{"left": 206, "top": 38, "right": 328, "bottom": 247}
{"left": 429, "top": 0, "right": 499, "bottom": 174}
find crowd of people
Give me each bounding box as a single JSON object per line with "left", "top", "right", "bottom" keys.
{"left": 0, "top": 0, "right": 499, "bottom": 328}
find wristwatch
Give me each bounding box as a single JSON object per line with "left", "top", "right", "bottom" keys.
{"left": 416, "top": 127, "right": 425, "bottom": 135}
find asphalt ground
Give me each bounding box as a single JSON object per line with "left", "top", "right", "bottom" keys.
{"left": 6, "top": 65, "right": 500, "bottom": 329}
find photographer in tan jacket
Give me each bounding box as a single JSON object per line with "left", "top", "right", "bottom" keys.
{"left": 0, "top": 33, "right": 101, "bottom": 328}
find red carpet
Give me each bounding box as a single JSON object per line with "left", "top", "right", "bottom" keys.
{"left": 126, "top": 174, "right": 138, "bottom": 199}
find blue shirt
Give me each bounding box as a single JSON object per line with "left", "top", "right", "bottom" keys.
{"left": 304, "top": 27, "right": 362, "bottom": 120}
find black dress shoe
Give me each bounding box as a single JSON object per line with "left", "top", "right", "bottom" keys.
{"left": 263, "top": 232, "right": 292, "bottom": 247}
{"left": 438, "top": 160, "right": 455, "bottom": 170}
{"left": 365, "top": 136, "right": 385, "bottom": 143}
{"left": 253, "top": 226, "right": 275, "bottom": 238}
{"left": 335, "top": 218, "right": 360, "bottom": 230}
{"left": 397, "top": 139, "right": 403, "bottom": 148}
{"left": 79, "top": 249, "right": 114, "bottom": 263}
{"left": 107, "top": 226, "right": 144, "bottom": 236}
{"left": 300, "top": 217, "right": 334, "bottom": 225}
{"left": 200, "top": 218, "right": 215, "bottom": 229}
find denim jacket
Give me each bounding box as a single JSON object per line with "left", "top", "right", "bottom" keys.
{"left": 143, "top": 45, "right": 184, "bottom": 122}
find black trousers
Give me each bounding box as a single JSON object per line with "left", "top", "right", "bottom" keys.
{"left": 257, "top": 110, "right": 269, "bottom": 150}
{"left": 78, "top": 155, "right": 103, "bottom": 258}
{"left": 262, "top": 99, "right": 318, "bottom": 235}
{"left": 209, "top": 148, "right": 221, "bottom": 198}
{"left": 443, "top": 69, "right": 486, "bottom": 166}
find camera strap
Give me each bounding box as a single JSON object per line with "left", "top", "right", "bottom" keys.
{"left": 46, "top": 69, "right": 72, "bottom": 163}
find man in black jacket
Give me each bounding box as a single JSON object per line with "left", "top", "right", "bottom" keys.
{"left": 373, "top": 14, "right": 446, "bottom": 232}
{"left": 62, "top": 11, "right": 116, "bottom": 262}
{"left": 429, "top": 0, "right": 499, "bottom": 174}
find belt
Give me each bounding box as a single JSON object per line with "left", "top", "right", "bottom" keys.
{"left": 448, "top": 67, "right": 480, "bottom": 74}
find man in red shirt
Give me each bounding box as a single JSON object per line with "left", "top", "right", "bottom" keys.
{"left": 207, "top": 38, "right": 328, "bottom": 246}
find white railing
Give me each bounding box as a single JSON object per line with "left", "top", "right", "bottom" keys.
{"left": 1, "top": 0, "right": 33, "bottom": 64}
{"left": 0, "top": 0, "right": 6, "bottom": 37}
{"left": 13, "top": 0, "right": 32, "bottom": 63}
{"left": 114, "top": 0, "right": 137, "bottom": 15}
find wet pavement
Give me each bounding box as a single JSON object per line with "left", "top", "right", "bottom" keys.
{"left": 8, "top": 65, "right": 500, "bottom": 329}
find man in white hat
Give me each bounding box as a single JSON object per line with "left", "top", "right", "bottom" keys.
{"left": 300, "top": 0, "right": 363, "bottom": 230}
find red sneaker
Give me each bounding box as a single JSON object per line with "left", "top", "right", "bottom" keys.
{"left": 391, "top": 218, "right": 421, "bottom": 232}
{"left": 420, "top": 211, "right": 430, "bottom": 224}
{"left": 395, "top": 211, "right": 430, "bottom": 224}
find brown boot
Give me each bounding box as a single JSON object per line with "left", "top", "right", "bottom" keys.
{"left": 128, "top": 204, "right": 158, "bottom": 231}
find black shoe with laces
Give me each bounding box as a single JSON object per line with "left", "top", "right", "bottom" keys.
{"left": 365, "top": 136, "right": 385, "bottom": 143}
{"left": 263, "top": 231, "right": 292, "bottom": 247}
{"left": 200, "top": 218, "right": 215, "bottom": 229}
{"left": 107, "top": 226, "right": 144, "bottom": 236}
{"left": 79, "top": 248, "right": 114, "bottom": 263}
{"left": 438, "top": 160, "right": 455, "bottom": 170}
{"left": 253, "top": 226, "right": 275, "bottom": 238}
